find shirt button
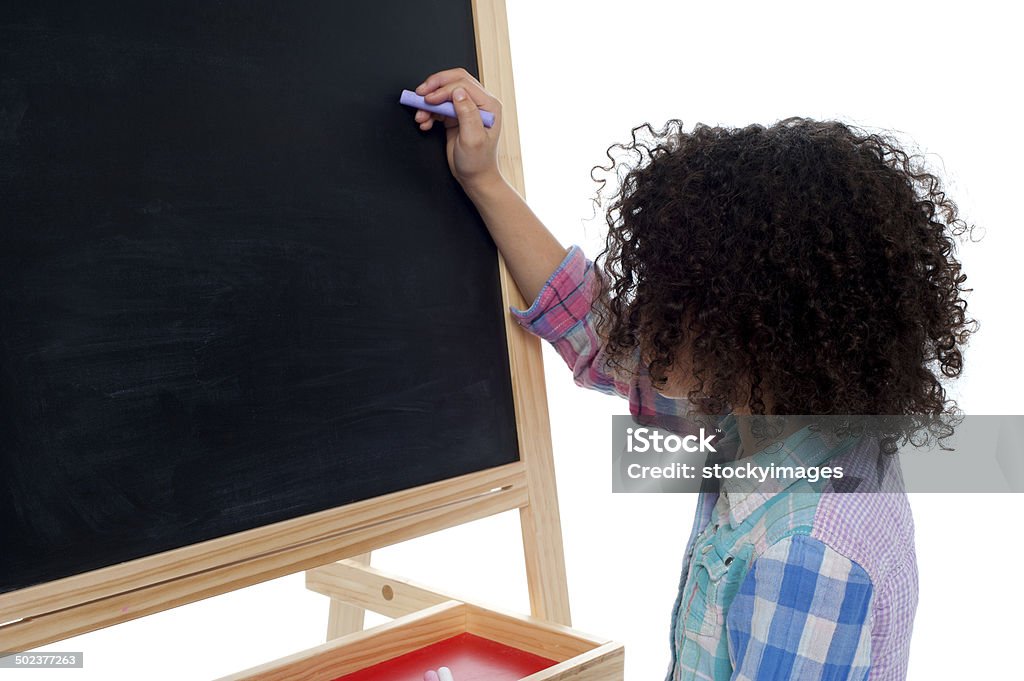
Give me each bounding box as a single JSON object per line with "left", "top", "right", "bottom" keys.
{"left": 724, "top": 556, "right": 734, "bottom": 566}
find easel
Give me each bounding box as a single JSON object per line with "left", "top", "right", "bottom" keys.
{"left": 0, "top": 1, "right": 623, "bottom": 677}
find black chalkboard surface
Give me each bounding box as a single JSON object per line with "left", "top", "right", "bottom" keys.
{"left": 0, "top": 1, "right": 519, "bottom": 595}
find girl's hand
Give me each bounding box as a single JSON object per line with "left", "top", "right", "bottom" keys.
{"left": 412, "top": 67, "right": 504, "bottom": 193}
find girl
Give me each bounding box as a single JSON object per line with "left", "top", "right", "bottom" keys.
{"left": 409, "top": 68, "right": 973, "bottom": 681}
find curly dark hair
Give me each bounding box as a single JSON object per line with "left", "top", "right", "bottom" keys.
{"left": 589, "top": 117, "right": 977, "bottom": 449}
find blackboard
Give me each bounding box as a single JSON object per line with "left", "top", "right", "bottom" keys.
{"left": 0, "top": 1, "right": 519, "bottom": 595}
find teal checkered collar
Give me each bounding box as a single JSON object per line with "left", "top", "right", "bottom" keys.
{"left": 713, "top": 414, "right": 857, "bottom": 527}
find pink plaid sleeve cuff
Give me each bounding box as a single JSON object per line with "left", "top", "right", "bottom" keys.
{"left": 508, "top": 245, "right": 593, "bottom": 342}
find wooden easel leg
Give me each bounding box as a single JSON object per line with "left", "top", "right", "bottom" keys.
{"left": 519, "top": 492, "right": 572, "bottom": 626}
{"left": 324, "top": 551, "right": 371, "bottom": 640}
{"left": 471, "top": 0, "right": 573, "bottom": 629}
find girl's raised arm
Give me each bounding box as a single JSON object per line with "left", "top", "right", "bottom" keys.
{"left": 411, "top": 67, "right": 566, "bottom": 302}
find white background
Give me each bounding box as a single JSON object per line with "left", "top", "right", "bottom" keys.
{"left": 10, "top": 1, "right": 1023, "bottom": 679}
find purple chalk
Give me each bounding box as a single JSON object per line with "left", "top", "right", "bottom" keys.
{"left": 400, "top": 89, "right": 495, "bottom": 128}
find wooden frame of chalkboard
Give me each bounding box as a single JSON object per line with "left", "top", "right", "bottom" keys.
{"left": 0, "top": 0, "right": 570, "bottom": 652}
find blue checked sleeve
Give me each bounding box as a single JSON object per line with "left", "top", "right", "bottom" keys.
{"left": 726, "top": 534, "right": 873, "bottom": 681}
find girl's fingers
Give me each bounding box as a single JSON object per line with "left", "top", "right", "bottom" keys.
{"left": 423, "top": 78, "right": 499, "bottom": 115}
{"left": 415, "top": 67, "right": 483, "bottom": 96}
{"left": 416, "top": 68, "right": 500, "bottom": 122}
{"left": 415, "top": 110, "right": 447, "bottom": 131}
{"left": 414, "top": 68, "right": 500, "bottom": 131}
{"left": 414, "top": 110, "right": 441, "bottom": 122}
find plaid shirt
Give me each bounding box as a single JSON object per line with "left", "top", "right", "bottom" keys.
{"left": 510, "top": 245, "right": 918, "bottom": 681}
